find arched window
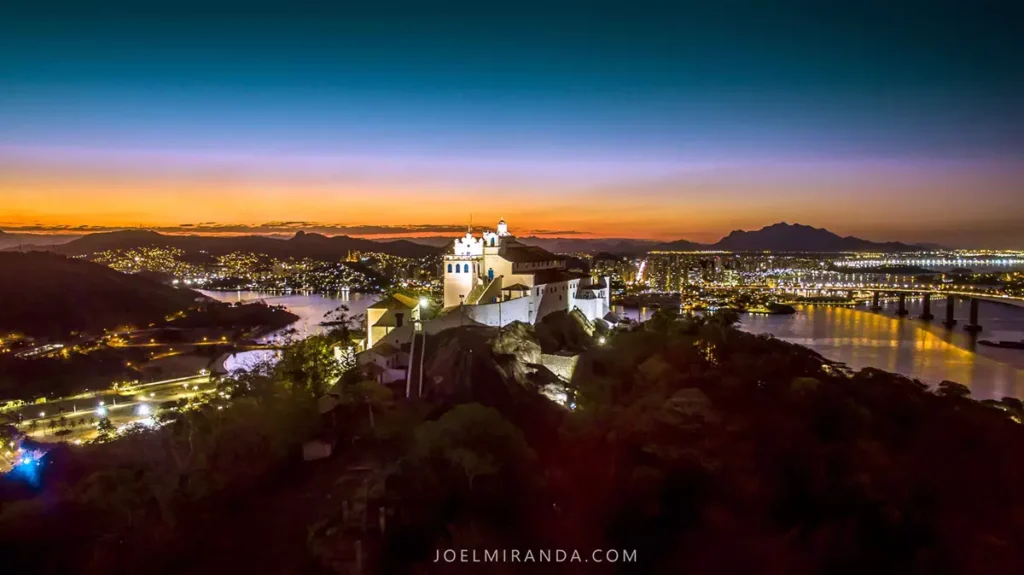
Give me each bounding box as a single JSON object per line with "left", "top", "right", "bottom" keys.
{"left": 447, "top": 263, "right": 452, "bottom": 273}
{"left": 490, "top": 238, "right": 495, "bottom": 247}
{"left": 457, "top": 264, "right": 463, "bottom": 273}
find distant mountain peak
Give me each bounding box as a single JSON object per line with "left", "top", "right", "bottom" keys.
{"left": 715, "top": 222, "right": 918, "bottom": 252}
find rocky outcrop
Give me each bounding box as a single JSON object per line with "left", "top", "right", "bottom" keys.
{"left": 535, "top": 310, "right": 593, "bottom": 353}
{"left": 490, "top": 321, "right": 542, "bottom": 367}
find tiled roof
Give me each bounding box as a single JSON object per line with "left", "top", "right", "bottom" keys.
{"left": 531, "top": 269, "right": 590, "bottom": 285}
{"left": 372, "top": 309, "right": 413, "bottom": 327}
{"left": 368, "top": 294, "right": 418, "bottom": 310}
{"left": 502, "top": 244, "right": 563, "bottom": 263}
{"left": 369, "top": 342, "right": 400, "bottom": 356}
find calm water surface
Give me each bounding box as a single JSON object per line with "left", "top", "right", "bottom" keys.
{"left": 205, "top": 292, "right": 1024, "bottom": 398}
{"left": 199, "top": 290, "right": 379, "bottom": 371}
{"left": 616, "top": 299, "right": 1024, "bottom": 399}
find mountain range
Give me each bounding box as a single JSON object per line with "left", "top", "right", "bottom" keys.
{"left": 0, "top": 230, "right": 82, "bottom": 251}
{"left": 4, "top": 230, "right": 438, "bottom": 259}
{"left": 536, "top": 223, "right": 924, "bottom": 253}
{"left": 698, "top": 223, "right": 922, "bottom": 252}
{"left": 1, "top": 223, "right": 927, "bottom": 257}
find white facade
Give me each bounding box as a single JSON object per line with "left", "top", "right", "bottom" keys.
{"left": 440, "top": 219, "right": 610, "bottom": 328}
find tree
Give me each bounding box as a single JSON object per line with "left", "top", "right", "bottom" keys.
{"left": 708, "top": 308, "right": 740, "bottom": 328}
{"left": 275, "top": 335, "right": 342, "bottom": 398}
{"left": 407, "top": 403, "right": 535, "bottom": 491}
{"left": 322, "top": 305, "right": 356, "bottom": 342}
{"left": 96, "top": 417, "right": 116, "bottom": 439}
{"left": 0, "top": 424, "right": 19, "bottom": 448}
{"left": 219, "top": 359, "right": 277, "bottom": 402}
{"left": 343, "top": 380, "right": 393, "bottom": 431}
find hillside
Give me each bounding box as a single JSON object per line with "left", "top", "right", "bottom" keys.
{"left": 0, "top": 252, "right": 203, "bottom": 337}
{"left": 5, "top": 313, "right": 1024, "bottom": 573}
{"left": 0, "top": 230, "right": 81, "bottom": 251}
{"left": 14, "top": 230, "right": 439, "bottom": 260}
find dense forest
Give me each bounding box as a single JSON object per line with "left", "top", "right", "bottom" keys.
{"left": 3, "top": 311, "right": 1024, "bottom": 574}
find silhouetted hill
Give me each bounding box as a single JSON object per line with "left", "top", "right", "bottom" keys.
{"left": 0, "top": 252, "right": 203, "bottom": 337}
{"left": 0, "top": 230, "right": 81, "bottom": 250}
{"left": 651, "top": 238, "right": 706, "bottom": 251}
{"left": 711, "top": 222, "right": 920, "bottom": 252}
{"left": 15, "top": 230, "right": 439, "bottom": 259}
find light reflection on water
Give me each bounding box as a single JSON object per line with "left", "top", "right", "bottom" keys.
{"left": 199, "top": 290, "right": 380, "bottom": 372}
{"left": 205, "top": 292, "right": 1024, "bottom": 398}
{"left": 198, "top": 290, "right": 379, "bottom": 341}
{"left": 615, "top": 300, "right": 1024, "bottom": 399}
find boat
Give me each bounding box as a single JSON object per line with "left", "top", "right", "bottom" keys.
{"left": 978, "top": 340, "right": 1024, "bottom": 350}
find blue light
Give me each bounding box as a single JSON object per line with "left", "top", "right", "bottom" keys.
{"left": 9, "top": 455, "right": 43, "bottom": 488}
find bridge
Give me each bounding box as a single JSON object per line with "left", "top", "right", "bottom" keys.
{"left": 780, "top": 284, "right": 1024, "bottom": 334}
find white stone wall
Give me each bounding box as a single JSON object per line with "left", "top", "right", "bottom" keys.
{"left": 453, "top": 233, "right": 484, "bottom": 256}
{"left": 535, "top": 281, "right": 572, "bottom": 320}
{"left": 358, "top": 349, "right": 409, "bottom": 371}
{"left": 463, "top": 296, "right": 533, "bottom": 326}
{"left": 572, "top": 297, "right": 604, "bottom": 323}
{"left": 443, "top": 257, "right": 479, "bottom": 307}
{"left": 366, "top": 308, "right": 386, "bottom": 347}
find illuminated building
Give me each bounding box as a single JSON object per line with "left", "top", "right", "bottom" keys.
{"left": 441, "top": 219, "right": 611, "bottom": 326}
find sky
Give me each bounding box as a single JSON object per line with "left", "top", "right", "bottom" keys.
{"left": 1, "top": 0, "right": 1022, "bottom": 247}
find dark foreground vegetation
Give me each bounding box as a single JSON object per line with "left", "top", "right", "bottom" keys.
{"left": 3, "top": 311, "right": 1024, "bottom": 574}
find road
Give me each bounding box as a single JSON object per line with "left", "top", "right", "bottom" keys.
{"left": 1, "top": 374, "right": 220, "bottom": 472}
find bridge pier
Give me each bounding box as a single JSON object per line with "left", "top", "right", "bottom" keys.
{"left": 919, "top": 293, "right": 934, "bottom": 320}
{"left": 896, "top": 293, "right": 909, "bottom": 316}
{"left": 870, "top": 291, "right": 881, "bottom": 311}
{"left": 942, "top": 295, "right": 957, "bottom": 328}
{"left": 964, "top": 298, "right": 982, "bottom": 333}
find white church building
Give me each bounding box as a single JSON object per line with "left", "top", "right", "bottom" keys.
{"left": 441, "top": 219, "right": 610, "bottom": 327}
{"left": 353, "top": 219, "right": 612, "bottom": 394}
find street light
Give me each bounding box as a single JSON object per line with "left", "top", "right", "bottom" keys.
{"left": 419, "top": 297, "right": 429, "bottom": 308}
